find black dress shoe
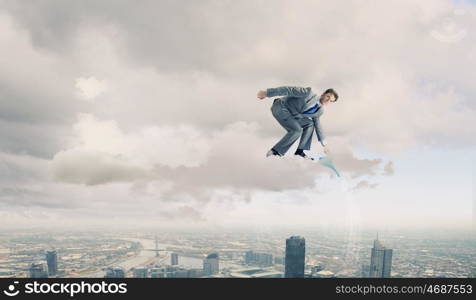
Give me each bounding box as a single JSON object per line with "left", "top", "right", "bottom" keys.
{"left": 294, "top": 151, "right": 314, "bottom": 160}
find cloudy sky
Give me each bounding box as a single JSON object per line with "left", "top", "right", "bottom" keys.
{"left": 0, "top": 0, "right": 474, "bottom": 231}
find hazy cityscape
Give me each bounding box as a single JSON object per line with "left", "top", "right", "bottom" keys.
{"left": 0, "top": 227, "right": 474, "bottom": 278}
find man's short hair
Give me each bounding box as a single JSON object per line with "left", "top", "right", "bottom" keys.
{"left": 324, "top": 88, "right": 339, "bottom": 102}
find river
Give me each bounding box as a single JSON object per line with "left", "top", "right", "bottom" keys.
{"left": 86, "top": 238, "right": 241, "bottom": 277}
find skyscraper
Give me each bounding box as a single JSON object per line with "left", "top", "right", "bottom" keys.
{"left": 171, "top": 253, "right": 179, "bottom": 265}
{"left": 369, "top": 237, "right": 393, "bottom": 278}
{"left": 46, "top": 250, "right": 58, "bottom": 276}
{"left": 285, "top": 236, "right": 305, "bottom": 278}
{"left": 203, "top": 253, "right": 219, "bottom": 276}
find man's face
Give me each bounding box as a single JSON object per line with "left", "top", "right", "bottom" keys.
{"left": 320, "top": 93, "right": 336, "bottom": 106}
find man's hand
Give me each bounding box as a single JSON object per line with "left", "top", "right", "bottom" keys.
{"left": 257, "top": 90, "right": 267, "bottom": 99}
{"left": 323, "top": 145, "right": 330, "bottom": 155}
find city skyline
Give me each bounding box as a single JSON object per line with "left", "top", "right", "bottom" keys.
{"left": 0, "top": 229, "right": 473, "bottom": 278}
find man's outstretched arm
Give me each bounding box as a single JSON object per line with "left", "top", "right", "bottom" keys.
{"left": 264, "top": 86, "right": 312, "bottom": 98}
{"left": 257, "top": 87, "right": 306, "bottom": 119}
{"left": 257, "top": 86, "right": 311, "bottom": 99}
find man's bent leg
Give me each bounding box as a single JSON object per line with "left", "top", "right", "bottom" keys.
{"left": 273, "top": 127, "right": 302, "bottom": 155}
{"left": 296, "top": 117, "right": 314, "bottom": 151}
{"left": 271, "top": 105, "right": 303, "bottom": 155}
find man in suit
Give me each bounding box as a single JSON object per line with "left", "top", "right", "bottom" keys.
{"left": 257, "top": 86, "right": 338, "bottom": 159}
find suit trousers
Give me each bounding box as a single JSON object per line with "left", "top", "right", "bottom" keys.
{"left": 270, "top": 98, "right": 313, "bottom": 155}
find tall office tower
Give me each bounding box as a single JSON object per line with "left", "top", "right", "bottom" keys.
{"left": 46, "top": 250, "right": 58, "bottom": 276}
{"left": 171, "top": 253, "right": 179, "bottom": 265}
{"left": 285, "top": 236, "right": 305, "bottom": 278}
{"left": 203, "top": 253, "right": 219, "bottom": 276}
{"left": 29, "top": 263, "right": 48, "bottom": 278}
{"left": 104, "top": 267, "right": 126, "bottom": 278}
{"left": 369, "top": 237, "right": 393, "bottom": 278}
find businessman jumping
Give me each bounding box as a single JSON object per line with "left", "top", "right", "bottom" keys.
{"left": 257, "top": 86, "right": 338, "bottom": 159}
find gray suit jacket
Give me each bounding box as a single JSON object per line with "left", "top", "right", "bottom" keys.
{"left": 266, "top": 86, "right": 327, "bottom": 146}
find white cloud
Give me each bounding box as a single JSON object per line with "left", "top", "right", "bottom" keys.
{"left": 75, "top": 77, "right": 108, "bottom": 101}
{"left": 49, "top": 114, "right": 385, "bottom": 204}
{"left": 64, "top": 113, "right": 212, "bottom": 169}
